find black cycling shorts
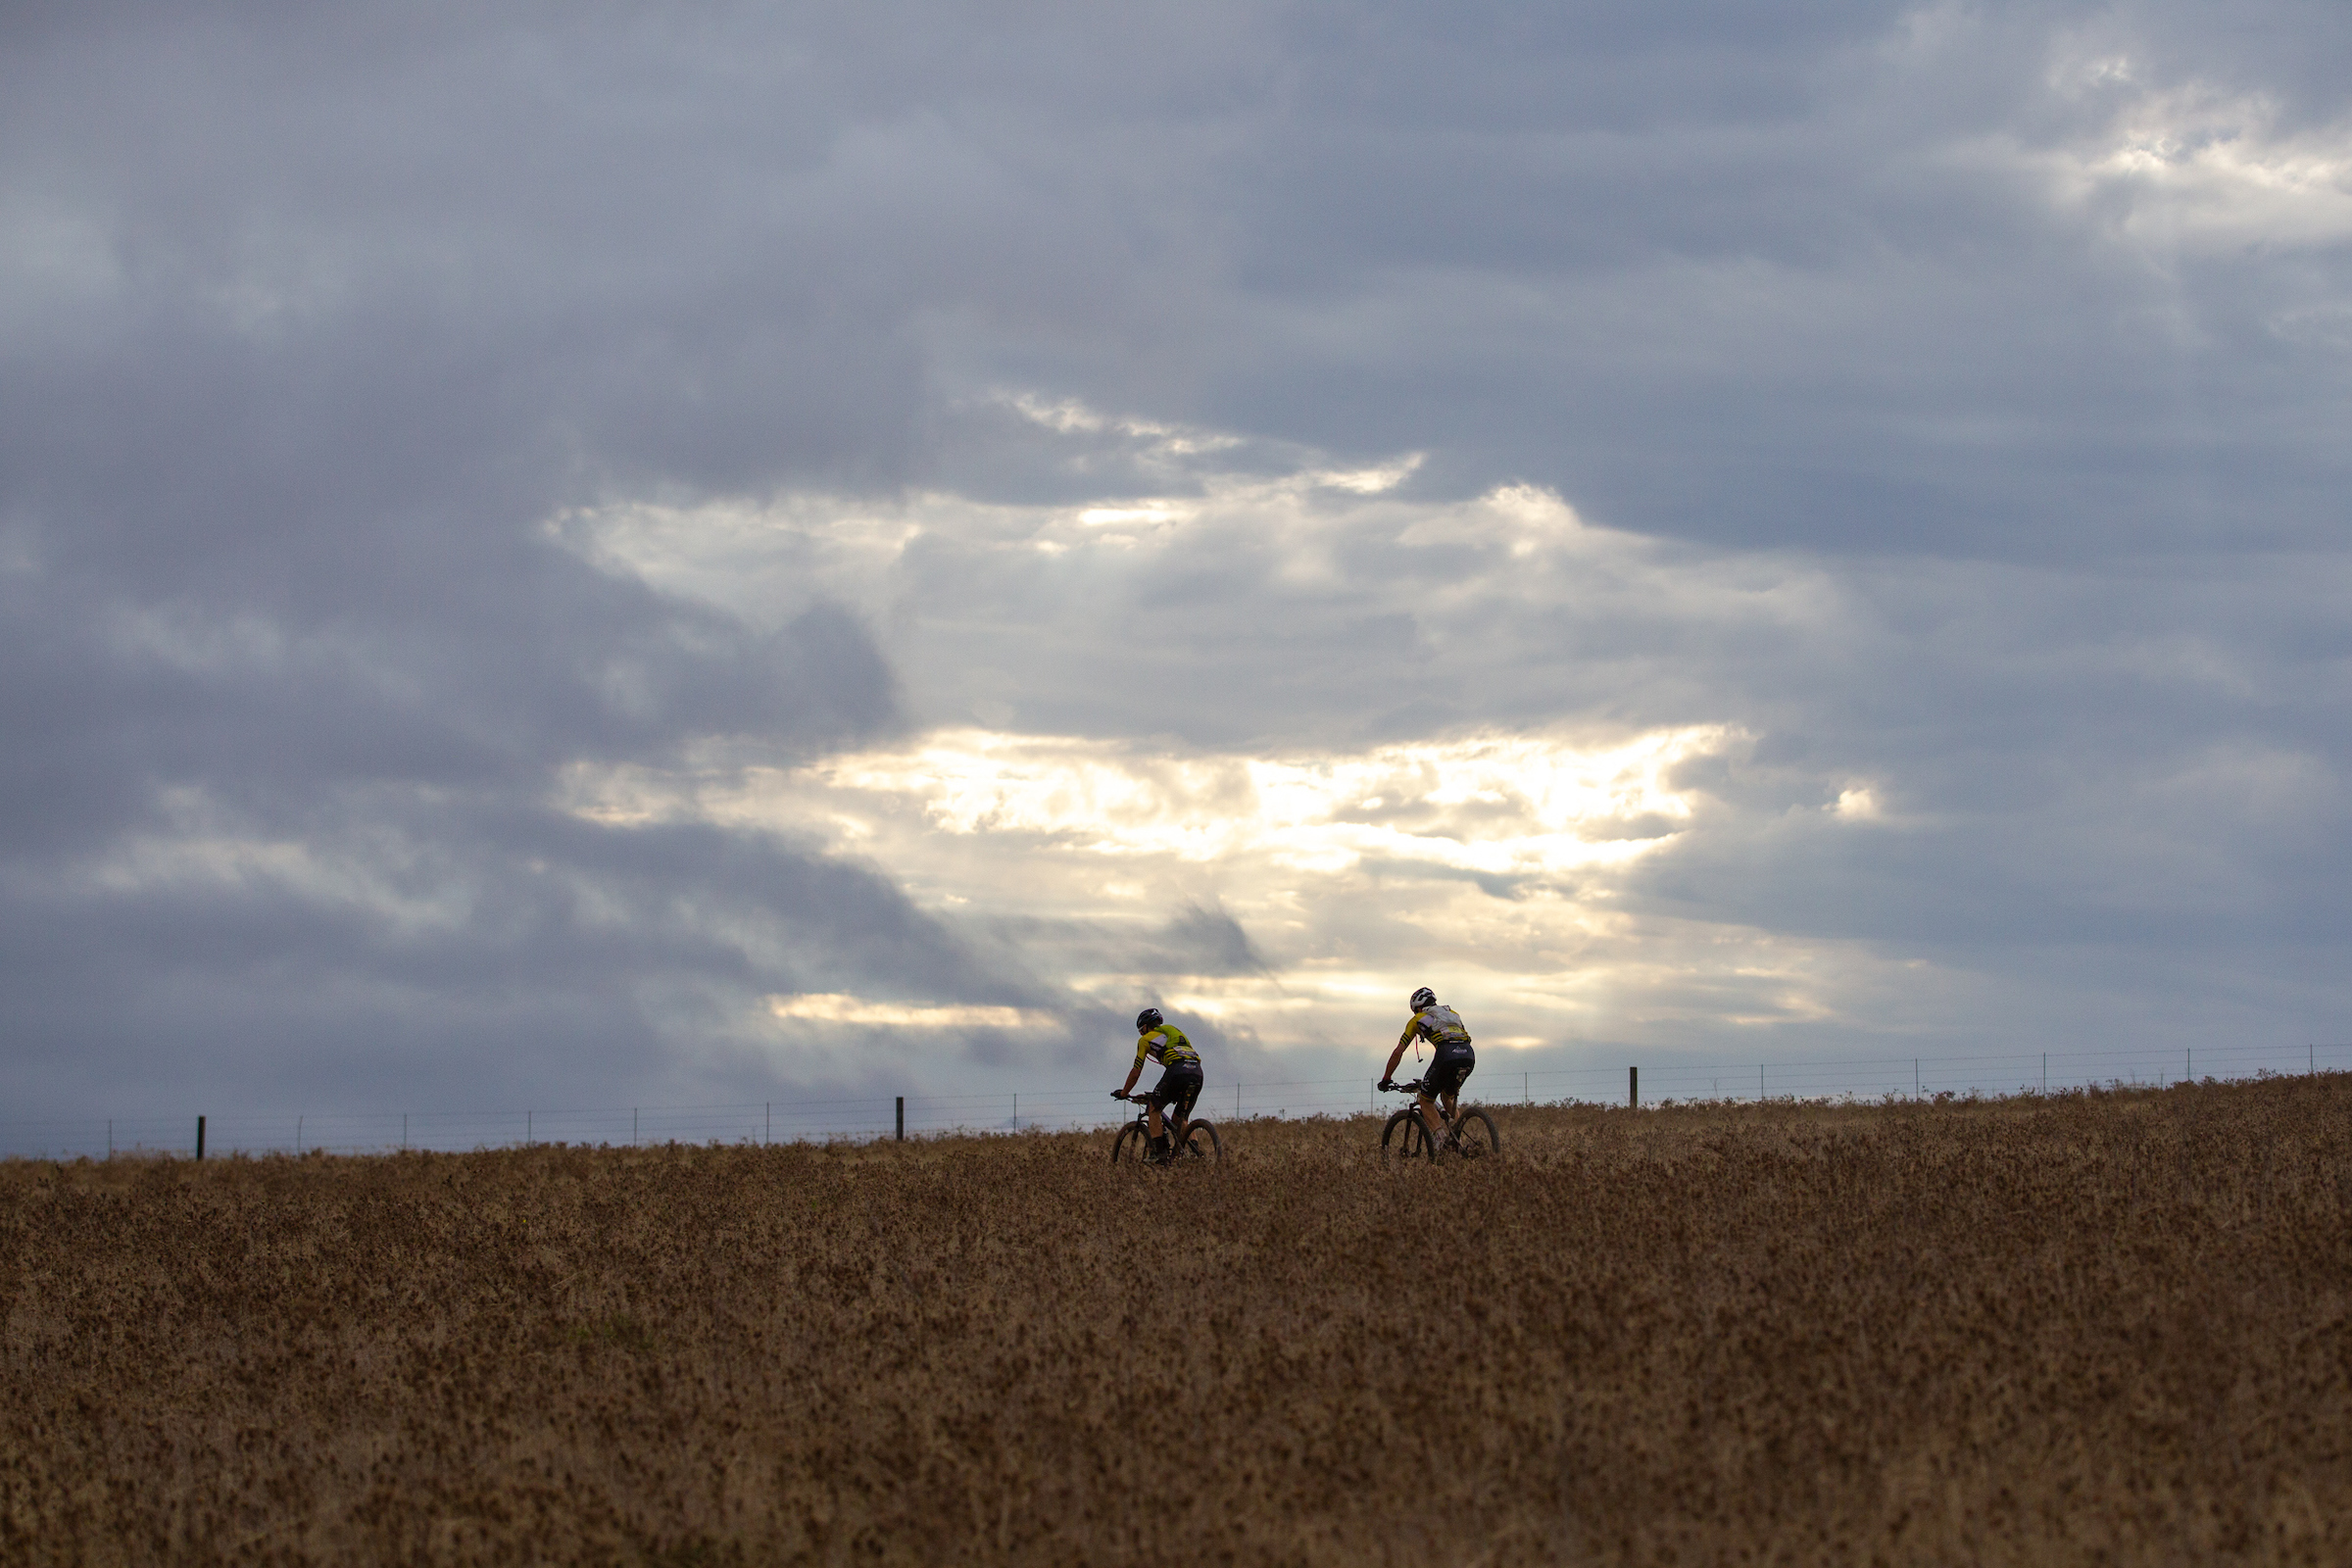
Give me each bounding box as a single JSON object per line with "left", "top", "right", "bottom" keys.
{"left": 1144, "top": 1062, "right": 1203, "bottom": 1125}
{"left": 1425, "top": 1050, "right": 1475, "bottom": 1102}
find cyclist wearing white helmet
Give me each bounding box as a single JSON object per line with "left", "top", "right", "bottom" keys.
{"left": 1115, "top": 1006, "right": 1203, "bottom": 1163}
{"left": 1380, "top": 986, "right": 1474, "bottom": 1149}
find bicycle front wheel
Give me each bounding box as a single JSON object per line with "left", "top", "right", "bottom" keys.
{"left": 1448, "top": 1108, "right": 1500, "bottom": 1160}
{"left": 1381, "top": 1107, "right": 1432, "bottom": 1163}
{"left": 1111, "top": 1122, "right": 1149, "bottom": 1165}
{"left": 1177, "top": 1119, "right": 1222, "bottom": 1163}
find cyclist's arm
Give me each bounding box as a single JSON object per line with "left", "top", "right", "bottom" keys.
{"left": 1119, "top": 1035, "right": 1151, "bottom": 1096}
{"left": 1381, "top": 1030, "right": 1414, "bottom": 1084}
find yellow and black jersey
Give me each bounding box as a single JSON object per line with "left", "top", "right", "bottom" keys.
{"left": 1135, "top": 1023, "right": 1201, "bottom": 1070}
{"left": 1402, "top": 1004, "right": 1473, "bottom": 1052}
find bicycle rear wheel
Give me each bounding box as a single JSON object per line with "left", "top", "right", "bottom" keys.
{"left": 1177, "top": 1119, "right": 1222, "bottom": 1163}
{"left": 1111, "top": 1122, "right": 1149, "bottom": 1165}
{"left": 1448, "top": 1108, "right": 1499, "bottom": 1159}
{"left": 1381, "top": 1107, "right": 1432, "bottom": 1163}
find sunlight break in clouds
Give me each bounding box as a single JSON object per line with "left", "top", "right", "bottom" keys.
{"left": 561, "top": 722, "right": 1795, "bottom": 1058}
{"left": 545, "top": 395, "right": 1933, "bottom": 1064}
{"left": 765, "top": 995, "right": 1047, "bottom": 1029}
{"left": 2038, "top": 64, "right": 2352, "bottom": 248}
{"left": 806, "top": 726, "right": 1726, "bottom": 881}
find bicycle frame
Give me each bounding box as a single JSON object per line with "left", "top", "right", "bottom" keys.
{"left": 1378, "top": 1077, "right": 1498, "bottom": 1161}
{"left": 1386, "top": 1076, "right": 1459, "bottom": 1130}
{"left": 1109, "top": 1090, "right": 1221, "bottom": 1164}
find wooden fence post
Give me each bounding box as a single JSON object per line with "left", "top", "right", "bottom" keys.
{"left": 1628, "top": 1066, "right": 1638, "bottom": 1108}
{"left": 896, "top": 1097, "right": 905, "bottom": 1142}
{"left": 195, "top": 1115, "right": 206, "bottom": 1161}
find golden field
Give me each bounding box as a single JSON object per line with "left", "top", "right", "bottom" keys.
{"left": 3, "top": 1075, "right": 2349, "bottom": 1565}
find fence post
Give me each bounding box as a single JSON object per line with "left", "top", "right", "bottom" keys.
{"left": 1628, "top": 1066, "right": 1638, "bottom": 1108}
{"left": 2185, "top": 1048, "right": 2191, "bottom": 1082}
{"left": 896, "top": 1097, "right": 905, "bottom": 1142}
{"left": 195, "top": 1115, "right": 206, "bottom": 1162}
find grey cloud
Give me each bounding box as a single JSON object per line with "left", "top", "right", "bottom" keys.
{"left": 6, "top": 0, "right": 2352, "bottom": 1127}
{"left": 1142, "top": 903, "right": 1272, "bottom": 978}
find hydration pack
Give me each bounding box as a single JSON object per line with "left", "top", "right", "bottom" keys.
{"left": 1416, "top": 1004, "right": 1472, "bottom": 1049}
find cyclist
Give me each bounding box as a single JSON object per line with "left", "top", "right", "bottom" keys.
{"left": 1380, "top": 986, "right": 1474, "bottom": 1150}
{"left": 1114, "top": 1006, "right": 1203, "bottom": 1163}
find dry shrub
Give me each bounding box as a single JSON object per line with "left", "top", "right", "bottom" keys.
{"left": 3, "top": 1075, "right": 2349, "bottom": 1564}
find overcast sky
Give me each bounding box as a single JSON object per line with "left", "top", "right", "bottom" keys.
{"left": 5, "top": 0, "right": 2349, "bottom": 1137}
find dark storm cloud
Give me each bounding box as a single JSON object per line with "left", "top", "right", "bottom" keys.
{"left": 4, "top": 0, "right": 2350, "bottom": 1125}
{"left": 0, "top": 2, "right": 1041, "bottom": 1119}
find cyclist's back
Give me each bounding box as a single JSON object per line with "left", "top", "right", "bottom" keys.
{"left": 1409, "top": 1002, "right": 1472, "bottom": 1052}
{"left": 1139, "top": 1019, "right": 1200, "bottom": 1070}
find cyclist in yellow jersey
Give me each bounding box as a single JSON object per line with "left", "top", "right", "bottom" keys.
{"left": 1380, "top": 986, "right": 1475, "bottom": 1150}
{"left": 1114, "top": 1006, "right": 1203, "bottom": 1162}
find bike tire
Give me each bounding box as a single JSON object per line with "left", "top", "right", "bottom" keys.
{"left": 1111, "top": 1122, "right": 1149, "bottom": 1165}
{"left": 1177, "top": 1119, "right": 1222, "bottom": 1163}
{"left": 1381, "top": 1107, "right": 1431, "bottom": 1163}
{"left": 1449, "top": 1107, "right": 1500, "bottom": 1159}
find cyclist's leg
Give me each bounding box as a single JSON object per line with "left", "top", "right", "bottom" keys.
{"left": 1164, "top": 1066, "right": 1202, "bottom": 1150}
{"left": 1147, "top": 1066, "right": 1196, "bottom": 1152}
{"left": 1415, "top": 1086, "right": 1445, "bottom": 1147}
{"left": 1433, "top": 1055, "right": 1471, "bottom": 1144}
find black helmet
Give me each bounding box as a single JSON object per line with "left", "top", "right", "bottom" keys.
{"left": 1136, "top": 1006, "right": 1164, "bottom": 1032}
{"left": 1409, "top": 987, "right": 1437, "bottom": 1010}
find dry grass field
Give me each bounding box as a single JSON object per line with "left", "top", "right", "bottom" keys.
{"left": 3, "top": 1075, "right": 2349, "bottom": 1565}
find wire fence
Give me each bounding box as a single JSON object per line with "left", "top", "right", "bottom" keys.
{"left": 7, "top": 1040, "right": 2348, "bottom": 1160}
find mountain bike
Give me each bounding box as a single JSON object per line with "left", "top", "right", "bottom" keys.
{"left": 1109, "top": 1091, "right": 1222, "bottom": 1165}
{"left": 1379, "top": 1078, "right": 1499, "bottom": 1163}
